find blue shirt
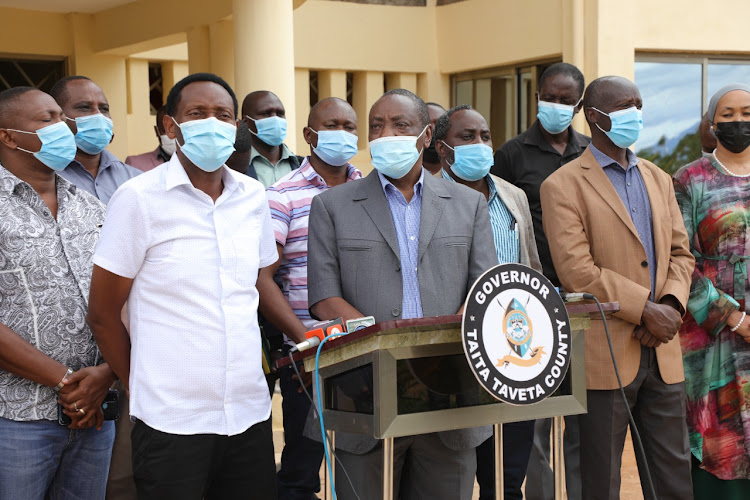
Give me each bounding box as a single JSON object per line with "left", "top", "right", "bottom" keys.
{"left": 378, "top": 170, "right": 424, "bottom": 319}
{"left": 589, "top": 144, "right": 656, "bottom": 298}
{"left": 59, "top": 149, "right": 141, "bottom": 205}
{"left": 441, "top": 170, "right": 519, "bottom": 265}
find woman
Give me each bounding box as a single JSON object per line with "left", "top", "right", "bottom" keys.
{"left": 673, "top": 83, "right": 750, "bottom": 498}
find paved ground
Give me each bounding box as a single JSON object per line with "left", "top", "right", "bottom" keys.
{"left": 271, "top": 389, "right": 644, "bottom": 499}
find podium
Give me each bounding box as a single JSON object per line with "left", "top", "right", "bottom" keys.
{"left": 282, "top": 302, "right": 618, "bottom": 500}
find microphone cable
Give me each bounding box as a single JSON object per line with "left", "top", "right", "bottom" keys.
{"left": 564, "top": 292, "right": 658, "bottom": 500}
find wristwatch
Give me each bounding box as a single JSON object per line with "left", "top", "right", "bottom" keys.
{"left": 54, "top": 368, "right": 73, "bottom": 391}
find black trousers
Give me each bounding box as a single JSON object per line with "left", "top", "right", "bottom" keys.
{"left": 476, "top": 420, "right": 535, "bottom": 500}
{"left": 131, "top": 417, "right": 276, "bottom": 500}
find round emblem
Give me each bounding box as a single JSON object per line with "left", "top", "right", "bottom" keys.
{"left": 462, "top": 263, "right": 572, "bottom": 405}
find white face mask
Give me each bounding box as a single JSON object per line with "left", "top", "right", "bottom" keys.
{"left": 159, "top": 134, "right": 176, "bottom": 156}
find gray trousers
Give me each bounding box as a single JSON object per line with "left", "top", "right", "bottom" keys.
{"left": 578, "top": 346, "right": 692, "bottom": 500}
{"left": 524, "top": 416, "right": 581, "bottom": 500}
{"left": 333, "top": 433, "right": 476, "bottom": 500}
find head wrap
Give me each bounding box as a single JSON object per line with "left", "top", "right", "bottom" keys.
{"left": 707, "top": 83, "right": 750, "bottom": 124}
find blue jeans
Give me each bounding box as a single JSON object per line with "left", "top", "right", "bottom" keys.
{"left": 0, "top": 416, "right": 115, "bottom": 500}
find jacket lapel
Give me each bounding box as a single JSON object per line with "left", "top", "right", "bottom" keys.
{"left": 580, "top": 148, "right": 641, "bottom": 241}
{"left": 418, "top": 173, "right": 449, "bottom": 262}
{"left": 356, "top": 171, "right": 400, "bottom": 259}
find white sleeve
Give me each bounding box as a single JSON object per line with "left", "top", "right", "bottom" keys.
{"left": 92, "top": 185, "right": 150, "bottom": 279}
{"left": 258, "top": 194, "right": 278, "bottom": 268}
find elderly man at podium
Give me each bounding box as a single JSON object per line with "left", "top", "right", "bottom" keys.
{"left": 307, "top": 89, "right": 497, "bottom": 500}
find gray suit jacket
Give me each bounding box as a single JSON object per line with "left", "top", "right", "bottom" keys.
{"left": 307, "top": 169, "right": 497, "bottom": 454}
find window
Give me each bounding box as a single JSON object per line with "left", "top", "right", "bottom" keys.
{"left": 635, "top": 56, "right": 750, "bottom": 173}
{"left": 0, "top": 57, "right": 65, "bottom": 93}
{"left": 451, "top": 60, "right": 557, "bottom": 147}
{"left": 148, "top": 63, "right": 163, "bottom": 115}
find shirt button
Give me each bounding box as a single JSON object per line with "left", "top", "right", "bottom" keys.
{"left": 627, "top": 182, "right": 631, "bottom": 186}
{"left": 396, "top": 265, "right": 401, "bottom": 272}
{"left": 632, "top": 208, "right": 636, "bottom": 212}
{"left": 641, "top": 261, "right": 648, "bottom": 268}
{"left": 409, "top": 236, "right": 415, "bottom": 241}
{"left": 391, "top": 308, "right": 400, "bottom": 317}
{"left": 42, "top": 210, "right": 49, "bottom": 217}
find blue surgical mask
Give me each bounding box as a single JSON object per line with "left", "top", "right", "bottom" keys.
{"left": 369, "top": 126, "right": 428, "bottom": 179}
{"left": 67, "top": 113, "right": 114, "bottom": 154}
{"left": 8, "top": 121, "right": 77, "bottom": 171}
{"left": 441, "top": 141, "right": 494, "bottom": 181}
{"left": 537, "top": 98, "right": 581, "bottom": 134}
{"left": 246, "top": 115, "right": 287, "bottom": 147}
{"left": 592, "top": 106, "right": 643, "bottom": 148}
{"left": 173, "top": 117, "right": 236, "bottom": 172}
{"left": 310, "top": 129, "right": 358, "bottom": 166}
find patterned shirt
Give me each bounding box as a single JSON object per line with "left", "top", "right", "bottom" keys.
{"left": 59, "top": 149, "right": 141, "bottom": 205}
{"left": 441, "top": 170, "right": 519, "bottom": 264}
{"left": 589, "top": 144, "right": 656, "bottom": 298}
{"left": 378, "top": 170, "right": 424, "bottom": 319}
{"left": 0, "top": 164, "right": 106, "bottom": 421}
{"left": 266, "top": 158, "right": 362, "bottom": 337}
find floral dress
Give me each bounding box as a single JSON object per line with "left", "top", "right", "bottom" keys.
{"left": 673, "top": 155, "right": 750, "bottom": 481}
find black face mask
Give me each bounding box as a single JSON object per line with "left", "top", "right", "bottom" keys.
{"left": 715, "top": 121, "right": 750, "bottom": 154}
{"left": 423, "top": 144, "right": 440, "bottom": 164}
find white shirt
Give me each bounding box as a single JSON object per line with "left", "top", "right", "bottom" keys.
{"left": 93, "top": 155, "right": 278, "bottom": 436}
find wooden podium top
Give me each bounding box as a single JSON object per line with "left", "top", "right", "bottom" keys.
{"left": 276, "top": 301, "right": 618, "bottom": 369}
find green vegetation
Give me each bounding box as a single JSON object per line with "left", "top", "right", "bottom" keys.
{"left": 639, "top": 129, "right": 702, "bottom": 175}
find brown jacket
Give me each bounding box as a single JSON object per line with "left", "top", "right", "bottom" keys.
{"left": 540, "top": 147, "right": 694, "bottom": 390}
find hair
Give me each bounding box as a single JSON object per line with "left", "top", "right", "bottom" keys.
{"left": 308, "top": 97, "right": 351, "bottom": 127}
{"left": 49, "top": 76, "right": 92, "bottom": 106}
{"left": 380, "top": 88, "right": 430, "bottom": 129}
{"left": 538, "top": 63, "right": 585, "bottom": 100}
{"left": 234, "top": 120, "right": 252, "bottom": 153}
{"left": 165, "top": 72, "right": 238, "bottom": 117}
{"left": 432, "top": 104, "right": 472, "bottom": 142}
{"left": 241, "top": 90, "right": 280, "bottom": 117}
{"left": 0, "top": 86, "right": 38, "bottom": 128}
{"left": 582, "top": 76, "right": 612, "bottom": 111}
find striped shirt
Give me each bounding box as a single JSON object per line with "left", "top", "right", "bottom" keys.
{"left": 378, "top": 170, "right": 424, "bottom": 319}
{"left": 266, "top": 158, "right": 362, "bottom": 334}
{"left": 441, "top": 170, "right": 519, "bottom": 265}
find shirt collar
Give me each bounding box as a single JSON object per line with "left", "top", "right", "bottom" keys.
{"left": 299, "top": 157, "right": 362, "bottom": 187}
{"left": 378, "top": 168, "right": 425, "bottom": 198}
{"left": 588, "top": 143, "right": 639, "bottom": 171}
{"left": 524, "top": 120, "right": 589, "bottom": 156}
{"left": 67, "top": 149, "right": 117, "bottom": 173}
{"left": 441, "top": 168, "right": 497, "bottom": 202}
{"left": 249, "top": 143, "right": 293, "bottom": 165}
{"left": 165, "top": 153, "right": 241, "bottom": 195}
{"left": 0, "top": 162, "right": 77, "bottom": 197}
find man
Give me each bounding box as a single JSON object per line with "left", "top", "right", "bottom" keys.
{"left": 307, "top": 89, "right": 497, "bottom": 500}
{"left": 49, "top": 76, "right": 140, "bottom": 204}
{"left": 492, "top": 62, "right": 589, "bottom": 500}
{"left": 434, "top": 104, "right": 541, "bottom": 500}
{"left": 125, "top": 106, "right": 175, "bottom": 172}
{"left": 540, "top": 76, "right": 694, "bottom": 500}
{"left": 422, "top": 101, "right": 446, "bottom": 174}
{"left": 86, "top": 73, "right": 278, "bottom": 499}
{"left": 0, "top": 87, "right": 115, "bottom": 498}
{"left": 242, "top": 90, "right": 302, "bottom": 187}
{"left": 698, "top": 112, "right": 717, "bottom": 156}
{"left": 225, "top": 120, "right": 253, "bottom": 173}
{"left": 258, "top": 96, "right": 362, "bottom": 499}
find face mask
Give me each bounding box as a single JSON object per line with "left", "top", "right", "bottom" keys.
{"left": 537, "top": 98, "right": 581, "bottom": 134}
{"left": 442, "top": 141, "right": 495, "bottom": 181}
{"left": 713, "top": 121, "right": 750, "bottom": 154}
{"left": 67, "top": 113, "right": 113, "bottom": 155}
{"left": 592, "top": 107, "right": 643, "bottom": 148}
{"left": 310, "top": 129, "right": 358, "bottom": 166}
{"left": 423, "top": 144, "right": 440, "bottom": 164}
{"left": 173, "top": 117, "right": 236, "bottom": 172}
{"left": 6, "top": 121, "right": 77, "bottom": 171}
{"left": 159, "top": 134, "right": 176, "bottom": 156}
{"left": 369, "top": 126, "right": 428, "bottom": 179}
{"left": 246, "top": 115, "right": 287, "bottom": 147}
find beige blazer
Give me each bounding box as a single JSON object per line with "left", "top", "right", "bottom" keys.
{"left": 540, "top": 148, "right": 694, "bottom": 390}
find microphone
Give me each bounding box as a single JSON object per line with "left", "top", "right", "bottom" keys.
{"left": 291, "top": 335, "right": 321, "bottom": 353}
{"left": 560, "top": 292, "right": 595, "bottom": 302}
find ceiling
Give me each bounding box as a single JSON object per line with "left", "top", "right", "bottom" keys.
{"left": 0, "top": 0, "right": 135, "bottom": 13}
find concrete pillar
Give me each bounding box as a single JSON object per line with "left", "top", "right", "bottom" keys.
{"left": 385, "top": 72, "right": 418, "bottom": 94}
{"left": 417, "top": 71, "right": 450, "bottom": 108}
{"left": 352, "top": 71, "right": 384, "bottom": 173}
{"left": 161, "top": 60, "right": 189, "bottom": 99}
{"left": 125, "top": 59, "right": 157, "bottom": 154}
{"left": 563, "top": 0, "right": 587, "bottom": 132}
{"left": 295, "top": 68, "right": 311, "bottom": 155}
{"left": 67, "top": 13, "right": 129, "bottom": 159}
{"left": 233, "top": 0, "right": 297, "bottom": 151}
{"left": 209, "top": 20, "right": 235, "bottom": 89}
{"left": 187, "top": 25, "right": 211, "bottom": 74}
{"left": 318, "top": 70, "right": 347, "bottom": 100}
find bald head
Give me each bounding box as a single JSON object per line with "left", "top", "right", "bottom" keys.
{"left": 582, "top": 76, "right": 640, "bottom": 115}
{"left": 0, "top": 86, "right": 38, "bottom": 129}
{"left": 308, "top": 97, "right": 357, "bottom": 128}
{"left": 242, "top": 90, "right": 285, "bottom": 119}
